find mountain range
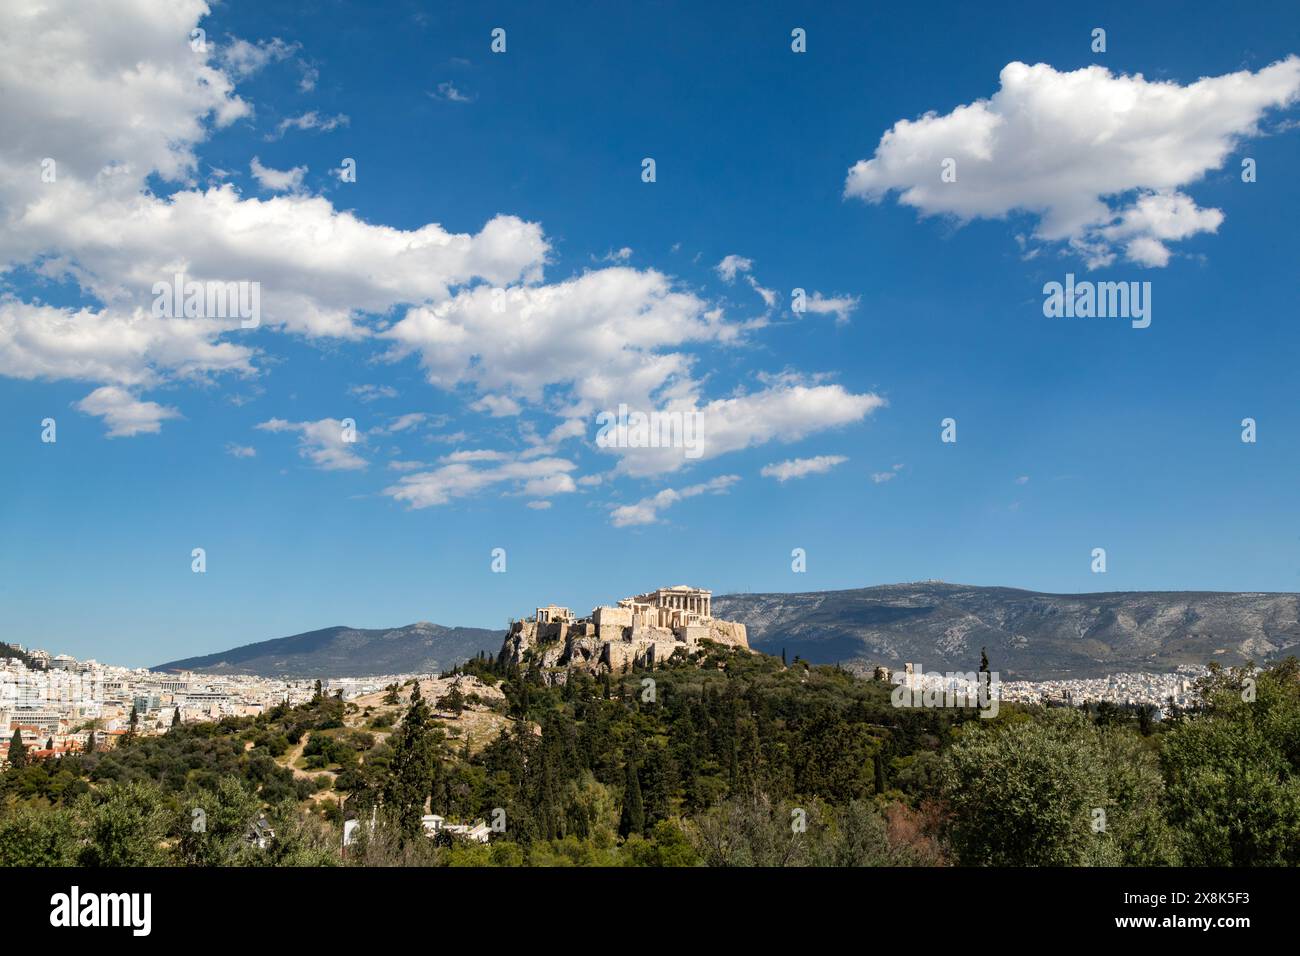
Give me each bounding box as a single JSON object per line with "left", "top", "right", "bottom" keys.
{"left": 152, "top": 622, "right": 500, "bottom": 679}
{"left": 151, "top": 583, "right": 1300, "bottom": 680}
{"left": 715, "top": 582, "right": 1300, "bottom": 679}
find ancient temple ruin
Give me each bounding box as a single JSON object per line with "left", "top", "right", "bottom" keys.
{"left": 501, "top": 585, "right": 748, "bottom": 677}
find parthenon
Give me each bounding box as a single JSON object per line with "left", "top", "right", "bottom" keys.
{"left": 620, "top": 585, "right": 712, "bottom": 628}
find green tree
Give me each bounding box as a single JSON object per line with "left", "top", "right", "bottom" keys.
{"left": 381, "top": 682, "right": 438, "bottom": 842}
{"left": 618, "top": 759, "right": 645, "bottom": 838}
{"left": 7, "top": 729, "right": 27, "bottom": 769}
{"left": 1161, "top": 661, "right": 1300, "bottom": 865}
{"left": 75, "top": 780, "right": 171, "bottom": 866}
{"left": 0, "top": 803, "right": 79, "bottom": 866}
{"left": 940, "top": 709, "right": 1151, "bottom": 866}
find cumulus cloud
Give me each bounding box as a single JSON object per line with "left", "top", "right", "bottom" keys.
{"left": 761, "top": 455, "right": 848, "bottom": 482}
{"left": 0, "top": 0, "right": 249, "bottom": 192}
{"left": 381, "top": 267, "right": 735, "bottom": 415}
{"left": 0, "top": 0, "right": 553, "bottom": 419}
{"left": 0, "top": 301, "right": 255, "bottom": 389}
{"left": 610, "top": 475, "right": 740, "bottom": 527}
{"left": 383, "top": 452, "right": 577, "bottom": 508}
{"left": 0, "top": 0, "right": 890, "bottom": 475}
{"left": 226, "top": 442, "right": 257, "bottom": 458}
{"left": 75, "top": 386, "right": 180, "bottom": 438}
{"left": 845, "top": 58, "right": 1300, "bottom": 267}
{"left": 256, "top": 417, "right": 368, "bottom": 470}
{"left": 606, "top": 382, "right": 886, "bottom": 477}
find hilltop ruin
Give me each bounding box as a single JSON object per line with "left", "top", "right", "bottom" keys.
{"left": 499, "top": 585, "right": 749, "bottom": 676}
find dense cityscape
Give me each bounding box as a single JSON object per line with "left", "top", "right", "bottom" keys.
{"left": 0, "top": 642, "right": 415, "bottom": 762}
{"left": 1, "top": 632, "right": 1213, "bottom": 768}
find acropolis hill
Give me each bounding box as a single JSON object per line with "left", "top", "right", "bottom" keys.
{"left": 498, "top": 585, "right": 750, "bottom": 677}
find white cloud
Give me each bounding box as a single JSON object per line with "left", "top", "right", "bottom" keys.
{"left": 383, "top": 452, "right": 577, "bottom": 508}
{"left": 526, "top": 500, "right": 552, "bottom": 510}
{"left": 226, "top": 442, "right": 256, "bottom": 458}
{"left": 761, "top": 455, "right": 848, "bottom": 482}
{"left": 381, "top": 267, "right": 735, "bottom": 415}
{"left": 218, "top": 37, "right": 299, "bottom": 80}
{"left": 0, "top": 0, "right": 890, "bottom": 473}
{"left": 383, "top": 412, "right": 427, "bottom": 433}
{"left": 1015, "top": 475, "right": 1029, "bottom": 484}
{"left": 75, "top": 386, "right": 180, "bottom": 438}
{"left": 0, "top": 0, "right": 249, "bottom": 193}
{"left": 716, "top": 255, "right": 777, "bottom": 310}
{"left": 250, "top": 156, "right": 307, "bottom": 192}
{"left": 0, "top": 0, "right": 553, "bottom": 370}
{"left": 715, "top": 255, "right": 754, "bottom": 282}
{"left": 0, "top": 301, "right": 255, "bottom": 389}
{"left": 471, "top": 394, "right": 522, "bottom": 417}
{"left": 387, "top": 459, "right": 427, "bottom": 472}
{"left": 801, "top": 292, "right": 859, "bottom": 324}
{"left": 268, "top": 111, "right": 349, "bottom": 140}
{"left": 349, "top": 383, "right": 398, "bottom": 403}
{"left": 610, "top": 475, "right": 740, "bottom": 527}
{"left": 430, "top": 82, "right": 473, "bottom": 103}
{"left": 871, "top": 463, "right": 905, "bottom": 484}
{"left": 256, "top": 417, "right": 368, "bottom": 470}
{"left": 607, "top": 382, "right": 886, "bottom": 477}
{"left": 845, "top": 58, "right": 1300, "bottom": 267}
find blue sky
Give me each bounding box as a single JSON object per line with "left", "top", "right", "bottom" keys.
{"left": 2, "top": 0, "right": 1299, "bottom": 666}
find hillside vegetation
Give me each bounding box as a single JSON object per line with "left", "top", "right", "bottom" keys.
{"left": 3, "top": 646, "right": 1298, "bottom": 867}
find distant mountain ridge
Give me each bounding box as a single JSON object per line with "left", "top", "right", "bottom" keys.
{"left": 153, "top": 622, "right": 501, "bottom": 678}
{"left": 713, "top": 582, "right": 1300, "bottom": 679}
{"left": 152, "top": 583, "right": 1300, "bottom": 681}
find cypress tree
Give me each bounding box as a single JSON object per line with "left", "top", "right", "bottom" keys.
{"left": 381, "top": 681, "right": 436, "bottom": 842}
{"left": 618, "top": 758, "right": 645, "bottom": 838}
{"left": 8, "top": 728, "right": 27, "bottom": 768}
{"left": 172, "top": 708, "right": 181, "bottom": 728}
